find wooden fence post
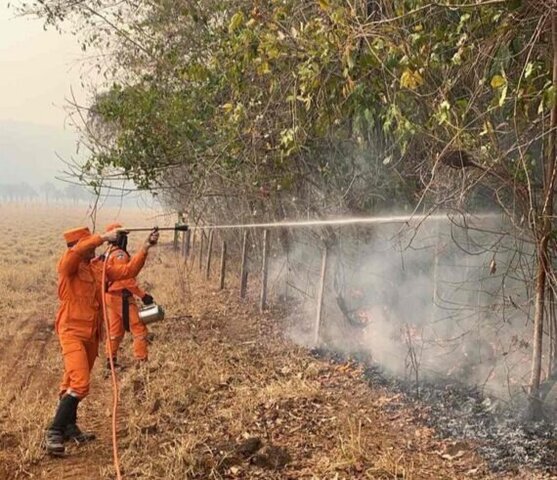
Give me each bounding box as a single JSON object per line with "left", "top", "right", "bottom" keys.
{"left": 219, "top": 241, "right": 227, "bottom": 290}
{"left": 174, "top": 211, "right": 185, "bottom": 250}
{"left": 181, "top": 230, "right": 187, "bottom": 257}
{"left": 314, "top": 246, "right": 328, "bottom": 346}
{"left": 184, "top": 229, "right": 191, "bottom": 257}
{"left": 205, "top": 230, "right": 214, "bottom": 279}
{"left": 190, "top": 230, "right": 197, "bottom": 264}
{"left": 198, "top": 232, "right": 205, "bottom": 272}
{"left": 173, "top": 226, "right": 179, "bottom": 251}
{"left": 240, "top": 231, "right": 249, "bottom": 298}
{"left": 260, "top": 229, "right": 270, "bottom": 312}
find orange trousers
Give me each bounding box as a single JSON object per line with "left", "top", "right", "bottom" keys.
{"left": 59, "top": 336, "right": 99, "bottom": 399}
{"left": 105, "top": 293, "right": 148, "bottom": 360}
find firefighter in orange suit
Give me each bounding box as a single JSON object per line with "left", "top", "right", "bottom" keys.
{"left": 102, "top": 222, "right": 152, "bottom": 369}
{"left": 45, "top": 225, "right": 159, "bottom": 456}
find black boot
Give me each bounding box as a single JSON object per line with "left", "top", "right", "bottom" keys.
{"left": 64, "top": 423, "right": 96, "bottom": 444}
{"left": 106, "top": 357, "right": 125, "bottom": 372}
{"left": 45, "top": 395, "right": 79, "bottom": 456}
{"left": 64, "top": 399, "right": 96, "bottom": 444}
{"left": 45, "top": 429, "right": 64, "bottom": 456}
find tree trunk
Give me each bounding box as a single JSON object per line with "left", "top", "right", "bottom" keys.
{"left": 552, "top": 287, "right": 557, "bottom": 373}
{"left": 528, "top": 9, "right": 557, "bottom": 420}
{"left": 529, "top": 237, "right": 549, "bottom": 419}
{"left": 548, "top": 285, "right": 554, "bottom": 378}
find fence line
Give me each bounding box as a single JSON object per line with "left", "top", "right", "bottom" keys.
{"left": 171, "top": 211, "right": 541, "bottom": 394}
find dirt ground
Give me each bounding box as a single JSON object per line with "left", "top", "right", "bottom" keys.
{"left": 0, "top": 205, "right": 554, "bottom": 479}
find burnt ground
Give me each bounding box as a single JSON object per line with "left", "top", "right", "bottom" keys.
{"left": 314, "top": 349, "right": 557, "bottom": 476}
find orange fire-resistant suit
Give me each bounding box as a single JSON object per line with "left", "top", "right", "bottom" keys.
{"left": 56, "top": 227, "right": 147, "bottom": 399}
{"left": 103, "top": 246, "right": 150, "bottom": 361}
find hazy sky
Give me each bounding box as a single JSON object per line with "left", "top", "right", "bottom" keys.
{"left": 0, "top": 1, "right": 97, "bottom": 184}
{"left": 0, "top": 2, "right": 148, "bottom": 207}
{"left": 0, "top": 1, "right": 88, "bottom": 128}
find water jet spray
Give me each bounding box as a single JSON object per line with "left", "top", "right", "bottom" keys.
{"left": 188, "top": 212, "right": 500, "bottom": 231}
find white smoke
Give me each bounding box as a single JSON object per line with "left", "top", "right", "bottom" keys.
{"left": 275, "top": 213, "right": 535, "bottom": 402}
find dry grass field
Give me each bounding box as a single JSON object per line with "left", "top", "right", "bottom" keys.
{"left": 0, "top": 205, "right": 553, "bottom": 479}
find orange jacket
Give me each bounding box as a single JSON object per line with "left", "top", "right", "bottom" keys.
{"left": 105, "top": 247, "right": 147, "bottom": 298}
{"left": 56, "top": 235, "right": 148, "bottom": 340}
{"left": 56, "top": 234, "right": 104, "bottom": 339}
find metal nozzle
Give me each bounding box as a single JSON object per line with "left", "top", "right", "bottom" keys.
{"left": 122, "top": 225, "right": 188, "bottom": 233}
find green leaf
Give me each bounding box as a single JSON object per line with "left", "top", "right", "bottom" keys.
{"left": 460, "top": 13, "right": 471, "bottom": 23}
{"left": 544, "top": 85, "right": 557, "bottom": 110}
{"left": 228, "top": 12, "right": 244, "bottom": 33}
{"left": 455, "top": 98, "right": 469, "bottom": 115}
{"left": 346, "top": 51, "right": 355, "bottom": 70}
{"left": 499, "top": 84, "right": 508, "bottom": 107}
{"left": 480, "top": 121, "right": 494, "bottom": 137}
{"left": 490, "top": 74, "right": 506, "bottom": 89}
{"left": 538, "top": 98, "right": 545, "bottom": 115}
{"left": 400, "top": 69, "right": 423, "bottom": 90}
{"left": 436, "top": 100, "right": 451, "bottom": 124}
{"left": 257, "top": 61, "right": 271, "bottom": 75}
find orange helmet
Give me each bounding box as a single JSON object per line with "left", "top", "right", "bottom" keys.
{"left": 105, "top": 222, "right": 123, "bottom": 232}
{"left": 63, "top": 227, "right": 91, "bottom": 246}
{"left": 105, "top": 222, "right": 128, "bottom": 250}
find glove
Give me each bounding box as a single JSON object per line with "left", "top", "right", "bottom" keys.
{"left": 142, "top": 294, "right": 154, "bottom": 305}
